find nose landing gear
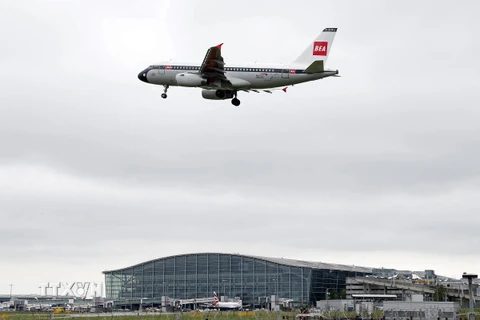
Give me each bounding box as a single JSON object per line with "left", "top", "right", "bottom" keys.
{"left": 161, "top": 85, "right": 169, "bottom": 99}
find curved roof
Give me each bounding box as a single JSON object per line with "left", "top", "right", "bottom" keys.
{"left": 103, "top": 252, "right": 372, "bottom": 274}
{"left": 253, "top": 255, "right": 372, "bottom": 273}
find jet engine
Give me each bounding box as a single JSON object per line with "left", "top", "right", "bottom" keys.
{"left": 201, "top": 89, "right": 235, "bottom": 100}
{"left": 175, "top": 73, "right": 209, "bottom": 87}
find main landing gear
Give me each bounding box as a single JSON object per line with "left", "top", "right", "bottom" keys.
{"left": 161, "top": 85, "right": 169, "bottom": 99}
{"left": 231, "top": 91, "right": 240, "bottom": 106}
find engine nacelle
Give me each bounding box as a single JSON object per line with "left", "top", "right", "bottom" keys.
{"left": 175, "top": 73, "right": 208, "bottom": 87}
{"left": 201, "top": 89, "right": 235, "bottom": 100}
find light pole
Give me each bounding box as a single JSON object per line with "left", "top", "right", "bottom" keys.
{"left": 140, "top": 297, "right": 148, "bottom": 312}
{"left": 162, "top": 282, "right": 166, "bottom": 312}
{"left": 222, "top": 280, "right": 227, "bottom": 299}
{"left": 459, "top": 282, "right": 463, "bottom": 307}
{"left": 272, "top": 278, "right": 278, "bottom": 311}
{"left": 326, "top": 288, "right": 329, "bottom": 311}
{"left": 462, "top": 273, "right": 477, "bottom": 320}
{"left": 9, "top": 284, "right": 13, "bottom": 299}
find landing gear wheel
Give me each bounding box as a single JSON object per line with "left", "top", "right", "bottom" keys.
{"left": 162, "top": 85, "right": 169, "bottom": 99}
{"left": 231, "top": 98, "right": 240, "bottom": 106}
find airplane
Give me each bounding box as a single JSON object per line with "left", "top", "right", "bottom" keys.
{"left": 211, "top": 292, "right": 242, "bottom": 310}
{"left": 137, "top": 28, "right": 339, "bottom": 106}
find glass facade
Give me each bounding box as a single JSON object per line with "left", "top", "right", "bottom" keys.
{"left": 104, "top": 253, "right": 369, "bottom": 306}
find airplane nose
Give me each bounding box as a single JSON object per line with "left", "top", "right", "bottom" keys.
{"left": 138, "top": 70, "right": 148, "bottom": 83}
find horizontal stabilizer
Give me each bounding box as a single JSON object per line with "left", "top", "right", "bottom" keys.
{"left": 304, "top": 60, "right": 324, "bottom": 73}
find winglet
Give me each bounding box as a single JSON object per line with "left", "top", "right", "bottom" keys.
{"left": 216, "top": 43, "right": 224, "bottom": 49}
{"left": 282, "top": 87, "right": 288, "bottom": 93}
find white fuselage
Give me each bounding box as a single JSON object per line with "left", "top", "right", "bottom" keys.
{"left": 140, "top": 62, "right": 338, "bottom": 90}
{"left": 213, "top": 300, "right": 242, "bottom": 309}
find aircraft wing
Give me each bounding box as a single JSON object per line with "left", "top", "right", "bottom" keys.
{"left": 199, "top": 43, "right": 228, "bottom": 82}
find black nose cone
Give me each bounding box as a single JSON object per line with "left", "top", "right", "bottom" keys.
{"left": 138, "top": 70, "right": 148, "bottom": 83}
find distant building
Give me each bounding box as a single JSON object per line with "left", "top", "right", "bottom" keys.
{"left": 346, "top": 278, "right": 410, "bottom": 300}
{"left": 316, "top": 299, "right": 354, "bottom": 312}
{"left": 383, "top": 301, "right": 459, "bottom": 320}
{"left": 102, "top": 253, "right": 371, "bottom": 307}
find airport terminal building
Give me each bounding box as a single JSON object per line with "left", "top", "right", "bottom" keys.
{"left": 103, "top": 253, "right": 371, "bottom": 307}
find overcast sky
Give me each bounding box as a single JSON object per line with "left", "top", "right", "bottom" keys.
{"left": 1, "top": 0, "right": 480, "bottom": 295}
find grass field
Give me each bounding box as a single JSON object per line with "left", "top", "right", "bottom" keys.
{"left": 1, "top": 309, "right": 479, "bottom": 320}
{"left": 0, "top": 310, "right": 293, "bottom": 320}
